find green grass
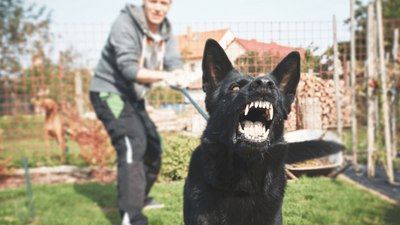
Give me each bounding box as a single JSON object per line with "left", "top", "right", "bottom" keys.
{"left": 0, "top": 178, "right": 399, "bottom": 225}
{"left": 1, "top": 138, "right": 85, "bottom": 168}
{"left": 284, "top": 178, "right": 400, "bottom": 225}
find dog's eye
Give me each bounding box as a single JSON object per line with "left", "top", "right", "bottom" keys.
{"left": 230, "top": 85, "right": 240, "bottom": 92}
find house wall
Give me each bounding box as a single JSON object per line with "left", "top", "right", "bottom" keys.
{"left": 182, "top": 30, "right": 237, "bottom": 81}
{"left": 182, "top": 59, "right": 202, "bottom": 87}
{"left": 218, "top": 30, "right": 236, "bottom": 49}
{"left": 225, "top": 41, "right": 246, "bottom": 65}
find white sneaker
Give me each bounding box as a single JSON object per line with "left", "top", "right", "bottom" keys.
{"left": 143, "top": 197, "right": 164, "bottom": 210}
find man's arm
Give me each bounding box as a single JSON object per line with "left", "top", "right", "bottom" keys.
{"left": 135, "top": 69, "right": 171, "bottom": 84}
{"left": 136, "top": 68, "right": 188, "bottom": 87}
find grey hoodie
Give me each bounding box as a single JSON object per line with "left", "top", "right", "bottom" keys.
{"left": 90, "top": 4, "right": 183, "bottom": 98}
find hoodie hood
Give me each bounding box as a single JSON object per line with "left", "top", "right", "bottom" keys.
{"left": 124, "top": 4, "right": 172, "bottom": 40}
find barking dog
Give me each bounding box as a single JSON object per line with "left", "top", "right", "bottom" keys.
{"left": 183, "top": 39, "right": 343, "bottom": 225}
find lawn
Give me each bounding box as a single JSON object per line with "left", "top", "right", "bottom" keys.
{"left": 0, "top": 177, "right": 399, "bottom": 225}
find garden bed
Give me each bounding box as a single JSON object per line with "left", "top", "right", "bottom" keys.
{"left": 0, "top": 166, "right": 116, "bottom": 190}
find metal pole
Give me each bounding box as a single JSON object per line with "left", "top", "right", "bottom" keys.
{"left": 22, "top": 157, "right": 35, "bottom": 219}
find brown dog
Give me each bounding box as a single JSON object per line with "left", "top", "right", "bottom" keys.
{"left": 33, "top": 97, "right": 67, "bottom": 162}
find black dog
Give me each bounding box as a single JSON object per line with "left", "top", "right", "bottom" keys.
{"left": 183, "top": 39, "right": 343, "bottom": 225}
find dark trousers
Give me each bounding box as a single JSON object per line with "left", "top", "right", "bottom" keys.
{"left": 90, "top": 92, "right": 162, "bottom": 225}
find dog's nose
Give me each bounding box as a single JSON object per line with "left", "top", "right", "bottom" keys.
{"left": 250, "top": 78, "right": 275, "bottom": 90}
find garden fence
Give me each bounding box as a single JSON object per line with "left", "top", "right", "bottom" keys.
{"left": 0, "top": 19, "right": 399, "bottom": 170}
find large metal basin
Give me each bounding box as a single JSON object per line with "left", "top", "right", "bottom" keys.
{"left": 284, "top": 129, "right": 344, "bottom": 176}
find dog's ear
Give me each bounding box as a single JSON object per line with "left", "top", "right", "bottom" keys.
{"left": 202, "top": 39, "right": 233, "bottom": 95}
{"left": 271, "top": 51, "right": 300, "bottom": 115}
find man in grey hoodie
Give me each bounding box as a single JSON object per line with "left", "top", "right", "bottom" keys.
{"left": 89, "top": 0, "right": 186, "bottom": 224}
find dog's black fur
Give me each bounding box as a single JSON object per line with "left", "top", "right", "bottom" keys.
{"left": 183, "top": 39, "right": 343, "bottom": 225}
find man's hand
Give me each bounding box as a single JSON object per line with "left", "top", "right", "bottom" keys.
{"left": 166, "top": 69, "right": 190, "bottom": 88}
{"left": 136, "top": 68, "right": 190, "bottom": 88}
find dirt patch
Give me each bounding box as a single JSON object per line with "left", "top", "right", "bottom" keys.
{"left": 0, "top": 166, "right": 116, "bottom": 190}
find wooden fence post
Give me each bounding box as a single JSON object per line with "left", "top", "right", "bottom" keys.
{"left": 376, "top": 0, "right": 395, "bottom": 184}
{"left": 332, "top": 15, "right": 343, "bottom": 140}
{"left": 350, "top": 0, "right": 358, "bottom": 169}
{"left": 75, "top": 71, "right": 84, "bottom": 117}
{"left": 58, "top": 52, "right": 66, "bottom": 164}
{"left": 391, "top": 28, "right": 398, "bottom": 158}
{"left": 366, "top": 3, "right": 377, "bottom": 178}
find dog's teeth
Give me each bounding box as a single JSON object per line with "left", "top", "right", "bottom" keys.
{"left": 250, "top": 102, "right": 254, "bottom": 109}
{"left": 265, "top": 129, "right": 270, "bottom": 138}
{"left": 238, "top": 123, "right": 244, "bottom": 133}
{"left": 241, "top": 120, "right": 271, "bottom": 142}
{"left": 269, "top": 107, "right": 274, "bottom": 120}
{"left": 262, "top": 101, "right": 267, "bottom": 108}
{"left": 266, "top": 102, "right": 271, "bottom": 109}
{"left": 251, "top": 125, "right": 256, "bottom": 137}
{"left": 254, "top": 121, "right": 263, "bottom": 135}
{"left": 245, "top": 104, "right": 249, "bottom": 116}
{"left": 243, "top": 121, "right": 251, "bottom": 134}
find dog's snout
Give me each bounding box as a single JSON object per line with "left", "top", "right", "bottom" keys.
{"left": 251, "top": 78, "right": 274, "bottom": 91}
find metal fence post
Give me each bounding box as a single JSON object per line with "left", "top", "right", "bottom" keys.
{"left": 22, "top": 157, "right": 35, "bottom": 220}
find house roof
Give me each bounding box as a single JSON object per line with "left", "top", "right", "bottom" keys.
{"left": 178, "top": 28, "right": 231, "bottom": 60}
{"left": 234, "top": 38, "right": 305, "bottom": 58}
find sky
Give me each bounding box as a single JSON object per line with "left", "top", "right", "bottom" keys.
{"left": 30, "top": 0, "right": 362, "bottom": 25}
{"left": 25, "top": 0, "right": 370, "bottom": 68}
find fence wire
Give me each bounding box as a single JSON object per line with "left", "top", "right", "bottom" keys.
{"left": 0, "top": 19, "right": 399, "bottom": 168}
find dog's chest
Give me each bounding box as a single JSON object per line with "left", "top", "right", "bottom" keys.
{"left": 208, "top": 193, "right": 281, "bottom": 225}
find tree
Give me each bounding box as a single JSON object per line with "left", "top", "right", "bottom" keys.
{"left": 341, "top": 0, "right": 400, "bottom": 62}
{"left": 347, "top": 0, "right": 400, "bottom": 27}
{"left": 0, "top": 0, "right": 51, "bottom": 78}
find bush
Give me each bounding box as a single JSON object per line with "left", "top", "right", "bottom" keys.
{"left": 160, "top": 132, "right": 199, "bottom": 181}
{"left": 147, "top": 86, "right": 184, "bottom": 107}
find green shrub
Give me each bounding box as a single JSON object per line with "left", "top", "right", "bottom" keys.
{"left": 147, "top": 86, "right": 184, "bottom": 107}
{"left": 160, "top": 132, "right": 199, "bottom": 181}
{"left": 0, "top": 115, "right": 42, "bottom": 139}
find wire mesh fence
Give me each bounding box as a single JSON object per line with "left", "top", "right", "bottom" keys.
{"left": 0, "top": 19, "right": 399, "bottom": 168}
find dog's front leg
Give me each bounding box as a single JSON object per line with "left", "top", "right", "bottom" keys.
{"left": 44, "top": 126, "right": 50, "bottom": 157}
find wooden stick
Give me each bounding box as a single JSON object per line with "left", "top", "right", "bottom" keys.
{"left": 285, "top": 169, "right": 299, "bottom": 181}
{"left": 376, "top": 0, "right": 395, "bottom": 184}
{"left": 328, "top": 162, "right": 352, "bottom": 178}
{"left": 332, "top": 15, "right": 343, "bottom": 140}
{"left": 391, "top": 29, "right": 398, "bottom": 158}
{"left": 366, "top": 3, "right": 377, "bottom": 178}
{"left": 350, "top": 0, "right": 358, "bottom": 169}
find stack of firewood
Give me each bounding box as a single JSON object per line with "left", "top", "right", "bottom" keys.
{"left": 285, "top": 73, "right": 351, "bottom": 131}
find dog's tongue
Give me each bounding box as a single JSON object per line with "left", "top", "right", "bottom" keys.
{"left": 239, "top": 121, "right": 269, "bottom": 142}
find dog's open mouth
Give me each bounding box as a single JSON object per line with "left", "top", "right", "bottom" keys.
{"left": 237, "top": 101, "right": 274, "bottom": 143}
